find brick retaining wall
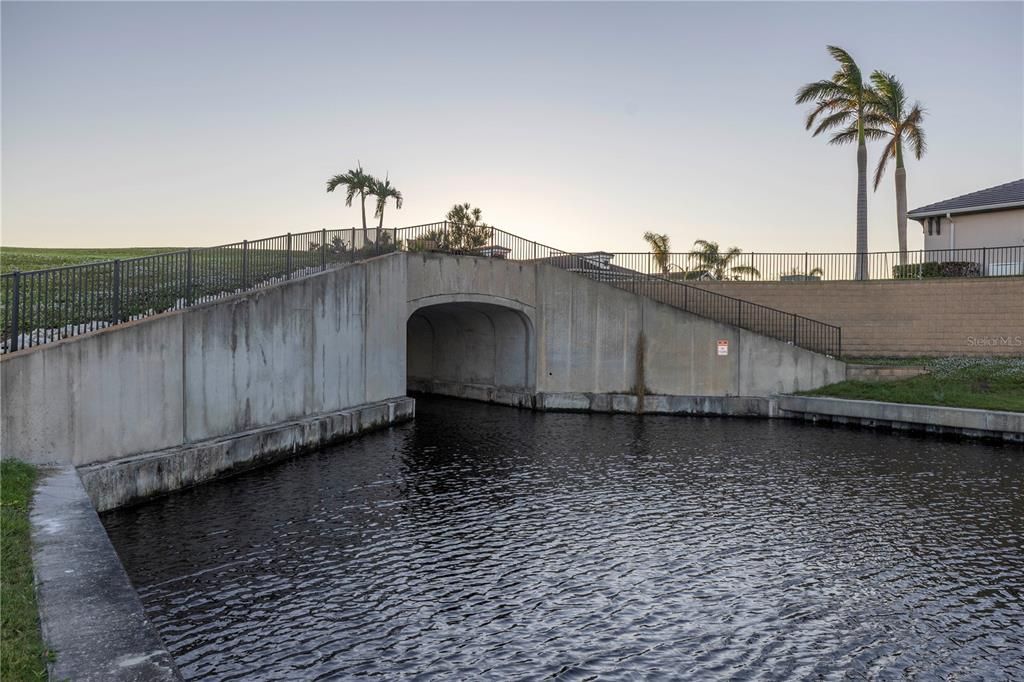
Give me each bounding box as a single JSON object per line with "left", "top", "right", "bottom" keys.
{"left": 680, "top": 277, "right": 1024, "bottom": 357}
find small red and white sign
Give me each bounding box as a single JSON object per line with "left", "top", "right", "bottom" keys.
{"left": 717, "top": 339, "right": 729, "bottom": 356}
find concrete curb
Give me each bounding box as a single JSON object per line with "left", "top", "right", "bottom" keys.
{"left": 30, "top": 467, "right": 182, "bottom": 681}
{"left": 777, "top": 395, "right": 1024, "bottom": 443}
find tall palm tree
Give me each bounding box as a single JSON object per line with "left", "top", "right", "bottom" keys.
{"left": 796, "top": 45, "right": 873, "bottom": 279}
{"left": 863, "top": 71, "right": 926, "bottom": 266}
{"left": 369, "top": 175, "right": 403, "bottom": 242}
{"left": 326, "top": 164, "right": 374, "bottom": 246}
{"left": 686, "top": 240, "right": 760, "bottom": 281}
{"left": 643, "top": 231, "right": 673, "bottom": 274}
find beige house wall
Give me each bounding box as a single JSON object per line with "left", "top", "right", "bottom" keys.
{"left": 920, "top": 207, "right": 1024, "bottom": 251}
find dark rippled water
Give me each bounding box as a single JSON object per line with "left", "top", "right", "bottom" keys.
{"left": 104, "top": 398, "right": 1024, "bottom": 680}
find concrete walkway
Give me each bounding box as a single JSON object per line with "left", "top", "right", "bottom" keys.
{"left": 30, "top": 467, "right": 181, "bottom": 681}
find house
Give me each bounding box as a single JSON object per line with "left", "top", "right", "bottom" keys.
{"left": 908, "top": 178, "right": 1024, "bottom": 257}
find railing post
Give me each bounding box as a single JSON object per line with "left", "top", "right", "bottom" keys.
{"left": 10, "top": 271, "right": 20, "bottom": 352}
{"left": 186, "top": 249, "right": 194, "bottom": 306}
{"left": 242, "top": 240, "right": 249, "bottom": 289}
{"left": 111, "top": 259, "right": 122, "bottom": 325}
{"left": 792, "top": 316, "right": 798, "bottom": 346}
{"left": 286, "top": 232, "right": 293, "bottom": 280}
{"left": 804, "top": 252, "right": 809, "bottom": 278}
{"left": 982, "top": 246, "right": 988, "bottom": 277}
{"left": 321, "top": 228, "right": 327, "bottom": 270}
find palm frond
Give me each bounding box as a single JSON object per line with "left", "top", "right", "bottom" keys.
{"left": 812, "top": 110, "right": 855, "bottom": 137}
{"left": 728, "top": 265, "right": 761, "bottom": 279}
{"left": 873, "top": 137, "right": 897, "bottom": 190}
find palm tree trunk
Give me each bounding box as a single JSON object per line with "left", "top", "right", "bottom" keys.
{"left": 856, "top": 141, "right": 868, "bottom": 280}
{"left": 895, "top": 166, "right": 908, "bottom": 266}
{"left": 360, "top": 192, "right": 368, "bottom": 247}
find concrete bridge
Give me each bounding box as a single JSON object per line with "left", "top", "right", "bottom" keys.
{"left": 1, "top": 251, "right": 844, "bottom": 509}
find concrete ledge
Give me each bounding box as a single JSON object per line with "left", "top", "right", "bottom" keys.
{"left": 536, "top": 392, "right": 774, "bottom": 417}
{"left": 408, "top": 379, "right": 536, "bottom": 408}
{"left": 31, "top": 467, "right": 182, "bottom": 681}
{"left": 777, "top": 395, "right": 1024, "bottom": 443}
{"left": 79, "top": 397, "right": 415, "bottom": 511}
{"left": 411, "top": 381, "right": 775, "bottom": 417}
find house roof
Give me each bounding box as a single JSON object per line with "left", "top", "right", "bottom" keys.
{"left": 907, "top": 179, "right": 1024, "bottom": 220}
{"left": 529, "top": 253, "right": 642, "bottom": 280}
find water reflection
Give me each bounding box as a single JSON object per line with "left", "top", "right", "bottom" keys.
{"left": 104, "top": 398, "right": 1024, "bottom": 680}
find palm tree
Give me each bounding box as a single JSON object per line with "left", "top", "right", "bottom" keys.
{"left": 643, "top": 232, "right": 673, "bottom": 274}
{"left": 686, "top": 240, "right": 760, "bottom": 281}
{"left": 863, "top": 71, "right": 926, "bottom": 266}
{"left": 326, "top": 164, "right": 374, "bottom": 246}
{"left": 796, "top": 45, "right": 874, "bottom": 280}
{"left": 368, "top": 175, "right": 403, "bottom": 242}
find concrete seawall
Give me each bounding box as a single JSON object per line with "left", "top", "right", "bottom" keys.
{"left": 5, "top": 251, "right": 846, "bottom": 509}
{"left": 2, "top": 255, "right": 409, "bottom": 467}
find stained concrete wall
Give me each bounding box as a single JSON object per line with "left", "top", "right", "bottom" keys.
{"left": 1, "top": 256, "right": 408, "bottom": 466}
{"left": 3, "top": 251, "right": 845, "bottom": 467}
{"left": 405, "top": 253, "right": 846, "bottom": 401}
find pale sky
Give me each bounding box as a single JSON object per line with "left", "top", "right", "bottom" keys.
{"left": 2, "top": 1, "right": 1022, "bottom": 253}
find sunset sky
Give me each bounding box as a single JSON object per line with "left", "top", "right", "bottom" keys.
{"left": 3, "top": 1, "right": 1021, "bottom": 253}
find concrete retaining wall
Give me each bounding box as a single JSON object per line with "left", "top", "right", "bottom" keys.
{"left": 406, "top": 254, "right": 846, "bottom": 401}
{"left": 4, "top": 250, "right": 844, "bottom": 477}
{"left": 1, "top": 256, "right": 409, "bottom": 466}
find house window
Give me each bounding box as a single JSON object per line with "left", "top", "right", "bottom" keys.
{"left": 935, "top": 217, "right": 941, "bottom": 235}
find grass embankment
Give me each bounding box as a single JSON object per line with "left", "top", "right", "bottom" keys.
{"left": 0, "top": 461, "right": 50, "bottom": 680}
{"left": 803, "top": 357, "right": 1024, "bottom": 412}
{"left": 0, "top": 247, "right": 178, "bottom": 274}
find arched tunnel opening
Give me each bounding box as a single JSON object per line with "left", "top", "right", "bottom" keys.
{"left": 406, "top": 302, "right": 535, "bottom": 401}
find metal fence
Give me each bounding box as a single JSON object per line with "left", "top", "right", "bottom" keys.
{"left": 613, "top": 244, "right": 1024, "bottom": 282}
{"left": 1, "top": 222, "right": 842, "bottom": 357}
{"left": 1, "top": 227, "right": 400, "bottom": 353}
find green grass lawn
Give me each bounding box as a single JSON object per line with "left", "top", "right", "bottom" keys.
{"left": 803, "top": 357, "right": 1024, "bottom": 412}
{"left": 0, "top": 460, "right": 50, "bottom": 680}
{"left": 0, "top": 247, "right": 180, "bottom": 275}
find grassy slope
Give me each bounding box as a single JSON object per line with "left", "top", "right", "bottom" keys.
{"left": 0, "top": 247, "right": 180, "bottom": 274}
{"left": 0, "top": 461, "right": 50, "bottom": 680}
{"left": 803, "top": 358, "right": 1024, "bottom": 412}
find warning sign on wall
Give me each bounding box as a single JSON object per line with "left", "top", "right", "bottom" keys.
{"left": 717, "top": 339, "right": 729, "bottom": 356}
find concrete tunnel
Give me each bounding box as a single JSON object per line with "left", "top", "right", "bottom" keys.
{"left": 406, "top": 302, "right": 535, "bottom": 396}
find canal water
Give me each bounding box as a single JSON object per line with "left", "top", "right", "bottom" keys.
{"left": 104, "top": 398, "right": 1024, "bottom": 680}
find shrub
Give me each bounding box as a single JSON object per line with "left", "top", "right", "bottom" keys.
{"left": 892, "top": 261, "right": 981, "bottom": 279}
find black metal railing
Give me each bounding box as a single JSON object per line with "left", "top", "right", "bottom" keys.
{"left": 1, "top": 221, "right": 842, "bottom": 357}
{"left": 611, "top": 244, "right": 1024, "bottom": 282}
{"left": 0, "top": 227, "right": 401, "bottom": 353}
